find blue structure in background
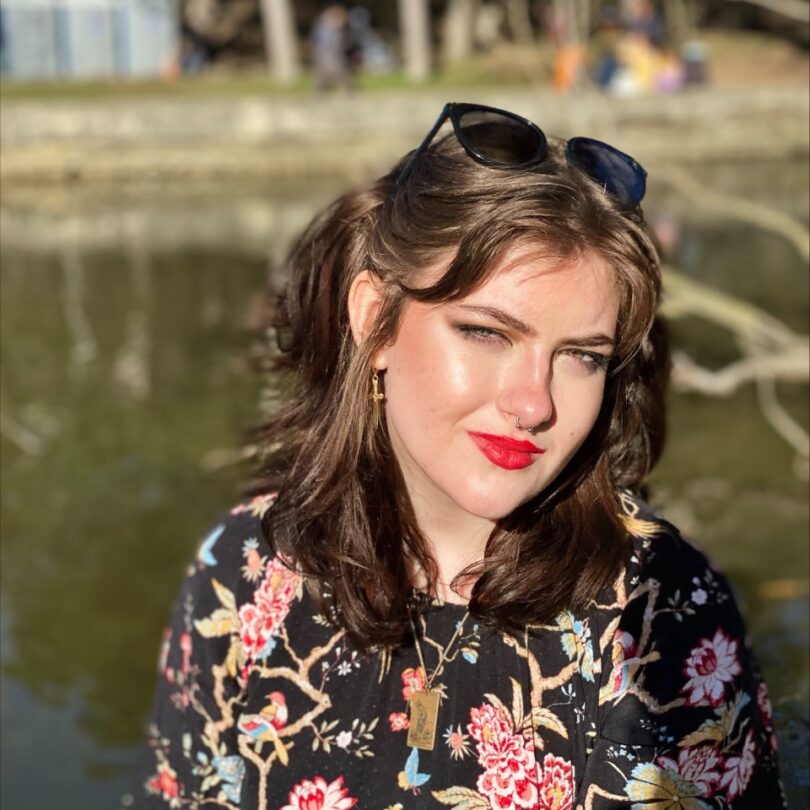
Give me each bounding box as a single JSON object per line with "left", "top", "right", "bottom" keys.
{"left": 0, "top": 0, "right": 179, "bottom": 79}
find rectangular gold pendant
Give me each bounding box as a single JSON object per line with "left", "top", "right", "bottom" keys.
{"left": 407, "top": 689, "right": 439, "bottom": 751}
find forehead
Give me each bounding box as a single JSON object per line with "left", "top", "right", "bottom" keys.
{"left": 454, "top": 245, "right": 619, "bottom": 330}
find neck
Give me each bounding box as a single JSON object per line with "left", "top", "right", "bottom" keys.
{"left": 407, "top": 492, "right": 494, "bottom": 605}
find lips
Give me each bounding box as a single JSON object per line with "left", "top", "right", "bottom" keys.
{"left": 468, "top": 432, "right": 545, "bottom": 470}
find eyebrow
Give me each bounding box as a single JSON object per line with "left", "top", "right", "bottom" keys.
{"left": 454, "top": 304, "right": 616, "bottom": 347}
{"left": 455, "top": 304, "right": 536, "bottom": 335}
{"left": 563, "top": 334, "right": 616, "bottom": 349}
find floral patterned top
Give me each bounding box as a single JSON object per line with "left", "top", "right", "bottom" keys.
{"left": 132, "top": 493, "right": 784, "bottom": 810}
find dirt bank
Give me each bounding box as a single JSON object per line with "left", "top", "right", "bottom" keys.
{"left": 1, "top": 84, "right": 807, "bottom": 187}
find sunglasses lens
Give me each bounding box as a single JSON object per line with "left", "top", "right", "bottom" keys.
{"left": 457, "top": 109, "right": 546, "bottom": 167}
{"left": 566, "top": 138, "right": 646, "bottom": 206}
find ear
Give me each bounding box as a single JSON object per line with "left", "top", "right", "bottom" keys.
{"left": 347, "top": 270, "right": 387, "bottom": 367}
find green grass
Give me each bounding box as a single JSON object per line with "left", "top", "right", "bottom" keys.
{"left": 0, "top": 63, "right": 541, "bottom": 103}
{"left": 0, "top": 72, "right": 315, "bottom": 101}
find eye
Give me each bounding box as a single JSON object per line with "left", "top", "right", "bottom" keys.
{"left": 454, "top": 324, "right": 508, "bottom": 344}
{"left": 559, "top": 349, "right": 611, "bottom": 373}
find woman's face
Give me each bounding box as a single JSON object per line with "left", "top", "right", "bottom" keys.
{"left": 373, "top": 246, "right": 619, "bottom": 526}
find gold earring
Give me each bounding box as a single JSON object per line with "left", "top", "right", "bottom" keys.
{"left": 370, "top": 369, "right": 385, "bottom": 403}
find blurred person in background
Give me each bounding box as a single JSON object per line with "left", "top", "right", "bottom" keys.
{"left": 622, "top": 0, "right": 665, "bottom": 47}
{"left": 590, "top": 1, "right": 686, "bottom": 95}
{"left": 346, "top": 5, "right": 394, "bottom": 76}
{"left": 592, "top": 5, "right": 623, "bottom": 90}
{"left": 132, "top": 103, "right": 784, "bottom": 808}
{"left": 310, "top": 3, "right": 353, "bottom": 91}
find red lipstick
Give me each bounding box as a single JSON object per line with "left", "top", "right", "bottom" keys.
{"left": 468, "top": 432, "right": 545, "bottom": 470}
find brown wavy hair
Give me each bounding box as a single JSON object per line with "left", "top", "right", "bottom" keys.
{"left": 251, "top": 133, "right": 669, "bottom": 649}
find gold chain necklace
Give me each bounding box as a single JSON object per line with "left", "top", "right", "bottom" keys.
{"left": 406, "top": 604, "right": 468, "bottom": 751}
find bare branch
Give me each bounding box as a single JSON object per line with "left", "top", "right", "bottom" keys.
{"left": 671, "top": 346, "right": 809, "bottom": 395}
{"left": 757, "top": 375, "right": 810, "bottom": 460}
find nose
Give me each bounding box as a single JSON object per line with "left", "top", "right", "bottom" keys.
{"left": 496, "top": 357, "right": 555, "bottom": 432}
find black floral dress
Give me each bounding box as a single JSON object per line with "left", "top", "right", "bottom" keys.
{"left": 131, "top": 493, "right": 784, "bottom": 809}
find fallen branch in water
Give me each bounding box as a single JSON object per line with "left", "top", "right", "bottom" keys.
{"left": 757, "top": 376, "right": 810, "bottom": 479}
{"left": 661, "top": 267, "right": 800, "bottom": 349}
{"left": 0, "top": 410, "right": 43, "bottom": 456}
{"left": 661, "top": 266, "right": 809, "bottom": 477}
{"left": 656, "top": 165, "right": 810, "bottom": 262}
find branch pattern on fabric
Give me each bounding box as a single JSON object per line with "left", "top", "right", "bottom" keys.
{"left": 136, "top": 494, "right": 784, "bottom": 809}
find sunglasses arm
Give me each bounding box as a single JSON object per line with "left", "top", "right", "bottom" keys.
{"left": 392, "top": 105, "right": 452, "bottom": 193}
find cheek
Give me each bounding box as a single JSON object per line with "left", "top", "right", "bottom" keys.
{"left": 561, "top": 379, "right": 608, "bottom": 439}
{"left": 384, "top": 339, "right": 444, "bottom": 431}
{"left": 384, "top": 330, "right": 484, "bottom": 421}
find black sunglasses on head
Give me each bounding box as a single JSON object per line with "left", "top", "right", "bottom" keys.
{"left": 394, "top": 102, "right": 647, "bottom": 208}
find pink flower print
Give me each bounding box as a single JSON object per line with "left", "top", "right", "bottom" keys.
{"left": 238, "top": 556, "right": 301, "bottom": 664}
{"left": 468, "top": 703, "right": 513, "bottom": 749}
{"left": 280, "top": 775, "right": 358, "bottom": 810}
{"left": 468, "top": 702, "right": 539, "bottom": 809}
{"left": 401, "top": 667, "right": 426, "bottom": 701}
{"left": 146, "top": 760, "right": 181, "bottom": 805}
{"left": 179, "top": 631, "right": 192, "bottom": 676}
{"left": 242, "top": 537, "right": 268, "bottom": 583}
{"left": 757, "top": 681, "right": 779, "bottom": 752}
{"left": 681, "top": 628, "right": 741, "bottom": 706}
{"left": 389, "top": 711, "right": 409, "bottom": 732}
{"left": 719, "top": 730, "right": 756, "bottom": 801}
{"left": 537, "top": 754, "right": 574, "bottom": 810}
{"left": 230, "top": 493, "right": 278, "bottom": 518}
{"left": 757, "top": 681, "right": 774, "bottom": 730}
{"left": 609, "top": 630, "right": 637, "bottom": 698}
{"left": 656, "top": 745, "right": 723, "bottom": 797}
{"left": 444, "top": 724, "right": 472, "bottom": 760}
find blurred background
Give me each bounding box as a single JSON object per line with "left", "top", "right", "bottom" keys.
{"left": 0, "top": 1, "right": 808, "bottom": 807}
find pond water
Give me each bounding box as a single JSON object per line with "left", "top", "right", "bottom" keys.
{"left": 1, "top": 163, "right": 808, "bottom": 809}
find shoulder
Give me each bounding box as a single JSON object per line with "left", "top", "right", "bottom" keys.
{"left": 193, "top": 494, "right": 278, "bottom": 568}
{"left": 166, "top": 493, "right": 310, "bottom": 680}
{"left": 177, "top": 493, "right": 300, "bottom": 618}
{"left": 617, "top": 491, "right": 735, "bottom": 611}
{"left": 583, "top": 495, "right": 784, "bottom": 805}
{"left": 597, "top": 491, "right": 756, "bottom": 721}
{"left": 609, "top": 493, "right": 749, "bottom": 671}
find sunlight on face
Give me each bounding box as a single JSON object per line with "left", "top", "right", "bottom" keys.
{"left": 375, "top": 246, "right": 619, "bottom": 531}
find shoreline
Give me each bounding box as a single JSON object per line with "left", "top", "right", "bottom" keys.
{"left": 2, "top": 84, "right": 808, "bottom": 187}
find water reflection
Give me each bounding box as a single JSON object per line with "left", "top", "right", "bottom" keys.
{"left": 1, "top": 238, "right": 269, "bottom": 807}
{"left": 1, "top": 170, "right": 807, "bottom": 808}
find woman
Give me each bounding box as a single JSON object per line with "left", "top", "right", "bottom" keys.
{"left": 136, "top": 104, "right": 784, "bottom": 809}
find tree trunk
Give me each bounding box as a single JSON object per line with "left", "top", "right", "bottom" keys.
{"left": 258, "top": 0, "right": 299, "bottom": 84}
{"left": 442, "top": 0, "right": 478, "bottom": 65}
{"left": 399, "top": 0, "right": 431, "bottom": 81}
{"left": 505, "top": 0, "right": 535, "bottom": 44}
{"left": 664, "top": 0, "right": 690, "bottom": 48}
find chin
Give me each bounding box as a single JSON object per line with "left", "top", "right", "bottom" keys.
{"left": 451, "top": 487, "right": 530, "bottom": 522}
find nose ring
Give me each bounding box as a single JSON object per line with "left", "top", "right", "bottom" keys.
{"left": 515, "top": 416, "right": 539, "bottom": 434}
